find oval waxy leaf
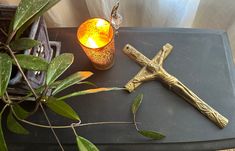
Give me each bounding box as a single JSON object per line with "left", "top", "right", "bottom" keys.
{"left": 52, "top": 71, "right": 93, "bottom": 95}
{"left": 131, "top": 93, "right": 143, "bottom": 115}
{"left": 24, "top": 85, "right": 46, "bottom": 98}
{"left": 0, "top": 110, "right": 7, "bottom": 151}
{"left": 76, "top": 136, "right": 99, "bottom": 151}
{"left": 46, "top": 53, "right": 74, "bottom": 86}
{"left": 14, "top": 54, "right": 48, "bottom": 71}
{"left": 13, "top": 0, "right": 49, "bottom": 32}
{"left": 77, "top": 81, "right": 97, "bottom": 87}
{"left": 57, "top": 87, "right": 123, "bottom": 100}
{"left": 15, "top": 0, "right": 60, "bottom": 38}
{"left": 46, "top": 97, "right": 80, "bottom": 120}
{"left": 7, "top": 111, "right": 29, "bottom": 135}
{"left": 138, "top": 130, "right": 165, "bottom": 140}
{"left": 25, "top": 81, "right": 61, "bottom": 98}
{"left": 12, "top": 104, "right": 30, "bottom": 119}
{"left": 10, "top": 38, "right": 39, "bottom": 51}
{"left": 0, "top": 53, "right": 12, "bottom": 97}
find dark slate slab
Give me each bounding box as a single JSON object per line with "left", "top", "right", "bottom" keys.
{"left": 6, "top": 27, "right": 235, "bottom": 151}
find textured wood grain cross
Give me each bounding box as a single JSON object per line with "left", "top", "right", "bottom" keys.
{"left": 123, "top": 43, "right": 228, "bottom": 128}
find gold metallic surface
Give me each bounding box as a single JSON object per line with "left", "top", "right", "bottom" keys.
{"left": 77, "top": 18, "right": 115, "bottom": 70}
{"left": 123, "top": 43, "right": 228, "bottom": 128}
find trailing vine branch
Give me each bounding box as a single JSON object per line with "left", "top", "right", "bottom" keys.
{"left": 78, "top": 121, "right": 134, "bottom": 127}
{"left": 9, "top": 96, "right": 35, "bottom": 102}
{"left": 6, "top": 31, "right": 16, "bottom": 45}
{"left": 71, "top": 123, "right": 79, "bottom": 137}
{"left": 5, "top": 44, "right": 38, "bottom": 98}
{"left": 1, "top": 104, "right": 9, "bottom": 115}
{"left": 0, "top": 28, "right": 8, "bottom": 37}
{"left": 1, "top": 95, "right": 9, "bottom": 104}
{"left": 3, "top": 44, "right": 64, "bottom": 151}
{"left": 11, "top": 108, "right": 133, "bottom": 129}
{"left": 39, "top": 103, "right": 65, "bottom": 151}
{"left": 1, "top": 1, "right": 138, "bottom": 151}
{"left": 133, "top": 114, "right": 139, "bottom": 131}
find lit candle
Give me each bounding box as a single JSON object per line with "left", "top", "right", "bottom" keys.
{"left": 77, "top": 18, "right": 115, "bottom": 70}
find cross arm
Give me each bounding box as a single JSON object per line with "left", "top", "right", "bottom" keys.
{"left": 123, "top": 43, "right": 173, "bottom": 92}
{"left": 123, "top": 43, "right": 173, "bottom": 71}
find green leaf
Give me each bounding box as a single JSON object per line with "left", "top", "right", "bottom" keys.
{"left": 0, "top": 53, "right": 12, "bottom": 96}
{"left": 131, "top": 94, "right": 143, "bottom": 115}
{"left": 8, "top": 15, "right": 15, "bottom": 35}
{"left": 57, "top": 87, "right": 123, "bottom": 100}
{"left": 138, "top": 130, "right": 165, "bottom": 140}
{"left": 0, "top": 107, "right": 8, "bottom": 151}
{"left": 12, "top": 104, "right": 30, "bottom": 119}
{"left": 46, "top": 53, "right": 74, "bottom": 85}
{"left": 7, "top": 111, "right": 29, "bottom": 135}
{"left": 15, "top": 0, "right": 60, "bottom": 39}
{"left": 10, "top": 38, "right": 39, "bottom": 51}
{"left": 46, "top": 97, "right": 80, "bottom": 120}
{"left": 24, "top": 82, "right": 61, "bottom": 98}
{"left": 77, "top": 81, "right": 97, "bottom": 87}
{"left": 51, "top": 80, "right": 62, "bottom": 87}
{"left": 52, "top": 71, "right": 93, "bottom": 95}
{"left": 76, "top": 136, "right": 99, "bottom": 151}
{"left": 23, "top": 85, "right": 45, "bottom": 98}
{"left": 13, "top": 54, "right": 48, "bottom": 71}
{"left": 12, "top": 0, "right": 49, "bottom": 32}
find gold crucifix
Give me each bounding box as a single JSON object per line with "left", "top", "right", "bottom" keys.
{"left": 123, "top": 43, "right": 229, "bottom": 129}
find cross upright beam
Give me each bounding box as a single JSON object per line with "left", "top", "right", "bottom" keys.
{"left": 123, "top": 43, "right": 228, "bottom": 129}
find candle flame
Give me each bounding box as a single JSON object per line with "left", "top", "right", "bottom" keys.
{"left": 78, "top": 18, "right": 113, "bottom": 48}
{"left": 96, "top": 19, "right": 105, "bottom": 27}
{"left": 87, "top": 37, "right": 98, "bottom": 48}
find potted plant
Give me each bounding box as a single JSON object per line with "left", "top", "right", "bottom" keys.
{"left": 0, "top": 0, "right": 164, "bottom": 150}
{"left": 0, "top": 2, "right": 61, "bottom": 88}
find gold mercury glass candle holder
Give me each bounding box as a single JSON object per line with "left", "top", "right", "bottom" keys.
{"left": 77, "top": 18, "right": 115, "bottom": 70}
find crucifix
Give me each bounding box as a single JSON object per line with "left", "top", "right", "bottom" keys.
{"left": 123, "top": 43, "right": 229, "bottom": 129}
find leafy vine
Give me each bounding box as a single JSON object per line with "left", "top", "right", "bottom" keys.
{"left": 0, "top": 0, "right": 164, "bottom": 150}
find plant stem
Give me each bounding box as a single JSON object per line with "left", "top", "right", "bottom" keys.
{"left": 133, "top": 114, "right": 139, "bottom": 131}
{"left": 4, "top": 92, "right": 12, "bottom": 104}
{"left": 32, "top": 85, "right": 48, "bottom": 114}
{"left": 0, "top": 28, "right": 8, "bottom": 37}
{"left": 9, "top": 96, "right": 35, "bottom": 102}
{"left": 5, "top": 44, "right": 64, "bottom": 151}
{"left": 28, "top": 102, "right": 40, "bottom": 116}
{"left": 39, "top": 103, "right": 64, "bottom": 151}
{"left": 1, "top": 95, "right": 9, "bottom": 104}
{"left": 1, "top": 104, "right": 9, "bottom": 115}
{"left": 10, "top": 99, "right": 65, "bottom": 151}
{"left": 10, "top": 109, "right": 133, "bottom": 129}
{"left": 0, "top": 46, "right": 6, "bottom": 50}
{"left": 1, "top": 96, "right": 9, "bottom": 116}
{"left": 5, "top": 45, "right": 38, "bottom": 97}
{"left": 71, "top": 123, "right": 78, "bottom": 137}
{"left": 78, "top": 121, "right": 134, "bottom": 127}
{"left": 6, "top": 31, "right": 16, "bottom": 44}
